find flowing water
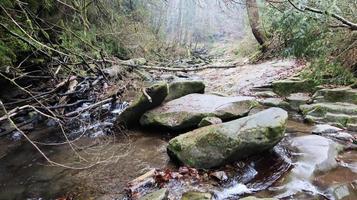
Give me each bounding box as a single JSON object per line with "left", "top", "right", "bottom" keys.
{"left": 0, "top": 118, "right": 355, "bottom": 200}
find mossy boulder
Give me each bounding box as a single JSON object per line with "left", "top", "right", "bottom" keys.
{"left": 272, "top": 79, "right": 316, "bottom": 96}
{"left": 115, "top": 82, "right": 169, "bottom": 128}
{"left": 165, "top": 80, "right": 205, "bottom": 102}
{"left": 167, "top": 108, "right": 288, "bottom": 169}
{"left": 140, "top": 188, "right": 168, "bottom": 200}
{"left": 181, "top": 192, "right": 212, "bottom": 200}
{"left": 198, "top": 117, "right": 222, "bottom": 128}
{"left": 313, "top": 87, "right": 357, "bottom": 104}
{"left": 300, "top": 102, "right": 357, "bottom": 127}
{"left": 140, "top": 94, "right": 258, "bottom": 130}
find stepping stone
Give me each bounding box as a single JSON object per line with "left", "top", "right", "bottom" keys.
{"left": 140, "top": 94, "right": 257, "bottom": 130}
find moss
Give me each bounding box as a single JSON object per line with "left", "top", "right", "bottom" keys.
{"left": 116, "top": 82, "right": 168, "bottom": 127}
{"left": 265, "top": 125, "right": 285, "bottom": 140}
{"left": 165, "top": 80, "right": 205, "bottom": 101}
{"left": 169, "top": 139, "right": 182, "bottom": 152}
{"left": 272, "top": 79, "right": 316, "bottom": 96}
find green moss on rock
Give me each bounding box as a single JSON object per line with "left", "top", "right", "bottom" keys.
{"left": 115, "top": 82, "right": 168, "bottom": 128}
{"left": 165, "top": 80, "right": 205, "bottom": 102}
{"left": 272, "top": 79, "right": 316, "bottom": 96}
{"left": 140, "top": 94, "right": 258, "bottom": 130}
{"left": 167, "top": 108, "right": 288, "bottom": 169}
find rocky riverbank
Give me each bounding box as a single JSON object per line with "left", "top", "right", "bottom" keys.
{"left": 0, "top": 58, "right": 356, "bottom": 200}
{"left": 121, "top": 71, "right": 356, "bottom": 200}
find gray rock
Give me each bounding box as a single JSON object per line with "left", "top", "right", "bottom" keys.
{"left": 116, "top": 82, "right": 169, "bottom": 127}
{"left": 313, "top": 87, "right": 357, "bottom": 104}
{"left": 313, "top": 124, "right": 354, "bottom": 142}
{"left": 312, "top": 124, "right": 342, "bottom": 135}
{"left": 300, "top": 103, "right": 357, "bottom": 127}
{"left": 347, "top": 123, "right": 357, "bottom": 132}
{"left": 140, "top": 94, "right": 258, "bottom": 130}
{"left": 165, "top": 80, "right": 205, "bottom": 102}
{"left": 240, "top": 197, "right": 278, "bottom": 200}
{"left": 181, "top": 191, "right": 212, "bottom": 200}
{"left": 198, "top": 117, "right": 222, "bottom": 128}
{"left": 248, "top": 105, "right": 266, "bottom": 116}
{"left": 332, "top": 132, "right": 355, "bottom": 142}
{"left": 286, "top": 93, "right": 310, "bottom": 111}
{"left": 255, "top": 91, "right": 278, "bottom": 98}
{"left": 210, "top": 171, "right": 228, "bottom": 181}
{"left": 258, "top": 98, "right": 290, "bottom": 110}
{"left": 140, "top": 188, "right": 168, "bottom": 200}
{"left": 272, "top": 79, "right": 316, "bottom": 96}
{"left": 329, "top": 182, "right": 357, "bottom": 200}
{"left": 167, "top": 108, "right": 288, "bottom": 168}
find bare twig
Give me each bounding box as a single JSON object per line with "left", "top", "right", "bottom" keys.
{"left": 287, "top": 0, "right": 357, "bottom": 31}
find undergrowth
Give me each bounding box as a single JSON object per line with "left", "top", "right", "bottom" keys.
{"left": 300, "top": 59, "right": 356, "bottom": 86}
{"left": 258, "top": 0, "right": 357, "bottom": 86}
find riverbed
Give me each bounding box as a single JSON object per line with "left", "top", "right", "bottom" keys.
{"left": 0, "top": 117, "right": 356, "bottom": 200}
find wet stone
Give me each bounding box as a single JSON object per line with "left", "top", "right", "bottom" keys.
{"left": 255, "top": 91, "right": 278, "bottom": 98}
{"left": 240, "top": 197, "right": 278, "bottom": 200}
{"left": 115, "top": 82, "right": 169, "bottom": 127}
{"left": 300, "top": 102, "right": 357, "bottom": 127}
{"left": 210, "top": 171, "right": 228, "bottom": 182}
{"left": 313, "top": 87, "right": 357, "bottom": 104}
{"left": 181, "top": 191, "right": 212, "bottom": 200}
{"left": 198, "top": 117, "right": 222, "bottom": 128}
{"left": 272, "top": 79, "right": 316, "bottom": 96}
{"left": 258, "top": 98, "right": 290, "bottom": 110}
{"left": 140, "top": 188, "right": 168, "bottom": 200}
{"left": 167, "top": 108, "right": 288, "bottom": 168}
{"left": 329, "top": 182, "right": 357, "bottom": 200}
{"left": 140, "top": 94, "right": 257, "bottom": 130}
{"left": 286, "top": 93, "right": 310, "bottom": 111}
{"left": 312, "top": 124, "right": 342, "bottom": 135}
{"left": 165, "top": 80, "right": 205, "bottom": 102}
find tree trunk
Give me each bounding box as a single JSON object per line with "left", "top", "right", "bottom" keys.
{"left": 246, "top": 0, "right": 266, "bottom": 47}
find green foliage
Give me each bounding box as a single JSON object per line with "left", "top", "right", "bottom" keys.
{"left": 300, "top": 58, "right": 356, "bottom": 86}
{"left": 0, "top": 0, "right": 167, "bottom": 70}
{"left": 261, "top": 0, "right": 356, "bottom": 85}
{"left": 263, "top": 6, "right": 331, "bottom": 58}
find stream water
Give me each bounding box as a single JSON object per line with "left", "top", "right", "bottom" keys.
{"left": 0, "top": 117, "right": 356, "bottom": 200}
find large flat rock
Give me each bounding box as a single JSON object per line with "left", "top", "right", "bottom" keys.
{"left": 140, "top": 94, "right": 258, "bottom": 130}
{"left": 167, "top": 108, "right": 288, "bottom": 169}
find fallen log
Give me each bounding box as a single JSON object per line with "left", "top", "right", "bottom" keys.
{"left": 125, "top": 169, "right": 156, "bottom": 196}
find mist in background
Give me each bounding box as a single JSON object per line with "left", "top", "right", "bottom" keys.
{"left": 147, "top": 0, "right": 247, "bottom": 45}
